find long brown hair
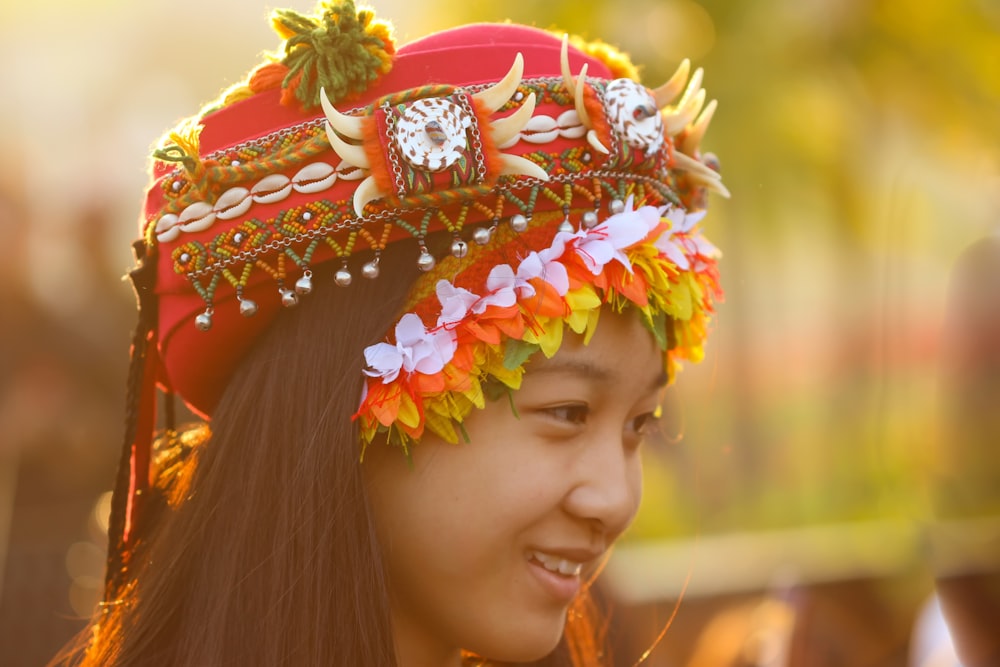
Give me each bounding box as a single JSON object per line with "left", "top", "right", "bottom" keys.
{"left": 54, "top": 239, "right": 610, "bottom": 667}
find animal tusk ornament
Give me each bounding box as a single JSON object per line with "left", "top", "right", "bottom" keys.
{"left": 680, "top": 99, "right": 717, "bottom": 156}
{"left": 499, "top": 153, "right": 550, "bottom": 181}
{"left": 491, "top": 92, "right": 537, "bottom": 146}
{"left": 320, "top": 87, "right": 365, "bottom": 140}
{"left": 652, "top": 58, "right": 691, "bottom": 108}
{"left": 471, "top": 52, "right": 525, "bottom": 113}
{"left": 352, "top": 175, "right": 388, "bottom": 216}
{"left": 324, "top": 122, "right": 370, "bottom": 170}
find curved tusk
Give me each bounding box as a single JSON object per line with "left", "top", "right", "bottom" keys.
{"left": 498, "top": 153, "right": 550, "bottom": 181}
{"left": 560, "top": 34, "right": 576, "bottom": 95}
{"left": 689, "top": 174, "right": 731, "bottom": 198}
{"left": 664, "top": 87, "right": 706, "bottom": 136}
{"left": 320, "top": 87, "right": 364, "bottom": 140}
{"left": 652, "top": 58, "right": 691, "bottom": 108}
{"left": 491, "top": 92, "right": 537, "bottom": 146}
{"left": 325, "top": 121, "right": 370, "bottom": 169}
{"left": 574, "top": 63, "right": 592, "bottom": 129}
{"left": 586, "top": 129, "right": 610, "bottom": 155}
{"left": 672, "top": 151, "right": 722, "bottom": 181}
{"left": 352, "top": 176, "right": 387, "bottom": 216}
{"left": 472, "top": 52, "right": 525, "bottom": 114}
{"left": 680, "top": 98, "right": 717, "bottom": 155}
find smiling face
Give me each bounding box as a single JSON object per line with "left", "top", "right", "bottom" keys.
{"left": 363, "top": 309, "right": 666, "bottom": 666}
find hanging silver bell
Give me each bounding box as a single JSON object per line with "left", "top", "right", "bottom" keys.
{"left": 451, "top": 239, "right": 468, "bottom": 258}
{"left": 295, "top": 271, "right": 313, "bottom": 295}
{"left": 582, "top": 211, "right": 599, "bottom": 229}
{"left": 417, "top": 249, "right": 436, "bottom": 272}
{"left": 335, "top": 266, "right": 353, "bottom": 286}
{"left": 558, "top": 219, "right": 575, "bottom": 233}
{"left": 362, "top": 259, "right": 380, "bottom": 279}
{"left": 510, "top": 214, "right": 528, "bottom": 232}
{"left": 194, "top": 310, "right": 213, "bottom": 331}
{"left": 609, "top": 199, "right": 625, "bottom": 214}
{"left": 472, "top": 227, "right": 492, "bottom": 245}
{"left": 239, "top": 298, "right": 259, "bottom": 317}
{"left": 280, "top": 288, "right": 299, "bottom": 307}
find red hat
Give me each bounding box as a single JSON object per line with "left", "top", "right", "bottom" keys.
{"left": 110, "top": 0, "right": 726, "bottom": 593}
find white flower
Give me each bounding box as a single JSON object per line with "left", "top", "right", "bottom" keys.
{"left": 655, "top": 206, "right": 710, "bottom": 270}
{"left": 472, "top": 264, "right": 519, "bottom": 313}
{"left": 516, "top": 250, "right": 569, "bottom": 296}
{"left": 573, "top": 197, "right": 661, "bottom": 274}
{"left": 363, "top": 313, "right": 457, "bottom": 382}
{"left": 436, "top": 280, "right": 480, "bottom": 328}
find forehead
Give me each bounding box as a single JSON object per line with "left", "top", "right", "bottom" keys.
{"left": 527, "top": 310, "right": 666, "bottom": 390}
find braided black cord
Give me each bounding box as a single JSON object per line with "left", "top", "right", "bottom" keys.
{"left": 103, "top": 239, "right": 158, "bottom": 601}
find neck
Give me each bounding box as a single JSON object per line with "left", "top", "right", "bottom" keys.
{"left": 390, "top": 612, "right": 463, "bottom": 667}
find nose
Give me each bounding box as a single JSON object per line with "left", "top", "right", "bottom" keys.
{"left": 562, "top": 430, "right": 642, "bottom": 537}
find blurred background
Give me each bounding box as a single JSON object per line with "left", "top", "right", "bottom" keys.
{"left": 0, "top": 0, "right": 997, "bottom": 665}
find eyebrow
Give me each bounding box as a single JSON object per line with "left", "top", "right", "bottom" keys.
{"left": 528, "top": 360, "right": 669, "bottom": 392}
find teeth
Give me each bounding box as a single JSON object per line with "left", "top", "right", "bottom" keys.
{"left": 529, "top": 550, "right": 583, "bottom": 577}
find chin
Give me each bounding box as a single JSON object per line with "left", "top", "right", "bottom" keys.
{"left": 468, "top": 614, "right": 568, "bottom": 663}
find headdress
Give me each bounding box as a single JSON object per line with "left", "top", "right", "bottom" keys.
{"left": 109, "top": 0, "right": 727, "bottom": 595}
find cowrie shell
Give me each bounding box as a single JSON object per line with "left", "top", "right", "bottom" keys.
{"left": 213, "top": 187, "right": 252, "bottom": 220}
{"left": 557, "top": 109, "right": 586, "bottom": 138}
{"left": 178, "top": 202, "right": 216, "bottom": 233}
{"left": 251, "top": 174, "right": 292, "bottom": 204}
{"left": 155, "top": 213, "right": 180, "bottom": 243}
{"left": 335, "top": 161, "right": 367, "bottom": 181}
{"left": 292, "top": 162, "right": 337, "bottom": 194}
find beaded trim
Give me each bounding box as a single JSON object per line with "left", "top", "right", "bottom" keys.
{"left": 150, "top": 66, "right": 725, "bottom": 331}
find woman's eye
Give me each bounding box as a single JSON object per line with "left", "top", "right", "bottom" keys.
{"left": 544, "top": 404, "right": 589, "bottom": 425}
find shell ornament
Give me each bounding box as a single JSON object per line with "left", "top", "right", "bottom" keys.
{"left": 559, "top": 36, "right": 729, "bottom": 198}
{"left": 321, "top": 53, "right": 548, "bottom": 216}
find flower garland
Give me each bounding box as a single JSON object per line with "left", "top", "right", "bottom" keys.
{"left": 355, "top": 199, "right": 722, "bottom": 449}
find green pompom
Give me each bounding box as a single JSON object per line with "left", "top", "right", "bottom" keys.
{"left": 272, "top": 0, "right": 395, "bottom": 110}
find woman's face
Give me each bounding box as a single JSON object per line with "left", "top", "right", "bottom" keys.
{"left": 364, "top": 310, "right": 666, "bottom": 666}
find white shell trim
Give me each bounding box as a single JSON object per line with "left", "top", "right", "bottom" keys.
{"left": 154, "top": 160, "right": 357, "bottom": 243}
{"left": 497, "top": 109, "right": 586, "bottom": 149}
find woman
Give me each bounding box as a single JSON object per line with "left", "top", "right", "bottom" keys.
{"left": 55, "top": 1, "right": 728, "bottom": 664}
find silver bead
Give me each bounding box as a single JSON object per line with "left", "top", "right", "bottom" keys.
{"left": 558, "top": 220, "right": 575, "bottom": 234}
{"left": 451, "top": 239, "right": 468, "bottom": 258}
{"left": 510, "top": 214, "right": 528, "bottom": 232}
{"left": 609, "top": 199, "right": 625, "bottom": 214}
{"left": 295, "top": 272, "right": 313, "bottom": 295}
{"left": 417, "top": 250, "right": 436, "bottom": 272}
{"left": 194, "top": 311, "right": 212, "bottom": 331}
{"left": 280, "top": 289, "right": 299, "bottom": 307}
{"left": 239, "top": 298, "right": 258, "bottom": 317}
{"left": 362, "top": 259, "right": 380, "bottom": 279}
{"left": 335, "top": 267, "right": 353, "bottom": 286}
{"left": 582, "top": 211, "right": 599, "bottom": 229}
{"left": 472, "top": 227, "right": 492, "bottom": 245}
